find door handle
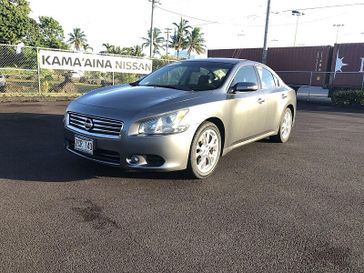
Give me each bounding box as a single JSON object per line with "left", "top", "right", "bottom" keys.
{"left": 257, "top": 97, "right": 265, "bottom": 104}
{"left": 282, "top": 93, "right": 288, "bottom": 99}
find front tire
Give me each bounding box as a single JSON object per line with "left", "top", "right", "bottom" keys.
{"left": 271, "top": 107, "right": 293, "bottom": 143}
{"left": 187, "top": 122, "right": 221, "bottom": 179}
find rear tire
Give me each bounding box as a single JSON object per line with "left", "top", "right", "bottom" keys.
{"left": 186, "top": 122, "right": 221, "bottom": 179}
{"left": 270, "top": 108, "right": 293, "bottom": 143}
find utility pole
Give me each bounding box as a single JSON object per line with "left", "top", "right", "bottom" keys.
{"left": 292, "top": 10, "right": 305, "bottom": 46}
{"left": 333, "top": 24, "right": 344, "bottom": 44}
{"left": 149, "top": 0, "right": 161, "bottom": 58}
{"left": 164, "top": 28, "right": 172, "bottom": 56}
{"left": 262, "top": 0, "right": 271, "bottom": 64}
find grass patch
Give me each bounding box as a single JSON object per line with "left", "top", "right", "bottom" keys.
{"left": 1, "top": 80, "right": 102, "bottom": 94}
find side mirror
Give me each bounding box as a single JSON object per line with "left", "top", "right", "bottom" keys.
{"left": 232, "top": 82, "right": 258, "bottom": 92}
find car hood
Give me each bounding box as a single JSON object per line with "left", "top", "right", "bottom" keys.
{"left": 74, "top": 84, "right": 201, "bottom": 115}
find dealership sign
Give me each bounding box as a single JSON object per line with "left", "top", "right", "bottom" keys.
{"left": 39, "top": 50, "right": 152, "bottom": 74}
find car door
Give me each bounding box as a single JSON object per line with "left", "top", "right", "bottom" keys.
{"left": 256, "top": 66, "right": 282, "bottom": 132}
{"left": 227, "top": 65, "right": 267, "bottom": 144}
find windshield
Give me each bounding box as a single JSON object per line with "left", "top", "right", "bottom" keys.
{"left": 138, "top": 61, "right": 234, "bottom": 91}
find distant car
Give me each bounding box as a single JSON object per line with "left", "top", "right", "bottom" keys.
{"left": 0, "top": 75, "right": 6, "bottom": 92}
{"left": 0, "top": 75, "right": 6, "bottom": 87}
{"left": 68, "top": 71, "right": 84, "bottom": 81}
{"left": 64, "top": 58, "right": 296, "bottom": 179}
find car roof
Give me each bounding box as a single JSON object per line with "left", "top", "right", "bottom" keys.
{"left": 181, "top": 58, "right": 259, "bottom": 66}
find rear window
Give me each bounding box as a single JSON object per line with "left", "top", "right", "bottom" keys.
{"left": 257, "top": 67, "right": 276, "bottom": 89}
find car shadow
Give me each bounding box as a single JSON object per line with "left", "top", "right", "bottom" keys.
{"left": 0, "top": 112, "right": 191, "bottom": 183}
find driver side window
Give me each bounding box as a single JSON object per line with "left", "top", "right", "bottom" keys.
{"left": 231, "top": 66, "right": 259, "bottom": 88}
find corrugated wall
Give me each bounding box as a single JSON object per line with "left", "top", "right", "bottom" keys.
{"left": 267, "top": 46, "right": 332, "bottom": 86}
{"left": 330, "top": 43, "right": 364, "bottom": 88}
{"left": 208, "top": 44, "right": 364, "bottom": 88}
{"left": 208, "top": 46, "right": 332, "bottom": 86}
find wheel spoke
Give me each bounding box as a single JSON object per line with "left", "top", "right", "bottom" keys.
{"left": 197, "top": 155, "right": 204, "bottom": 167}
{"left": 196, "top": 148, "right": 203, "bottom": 156}
{"left": 204, "top": 132, "right": 209, "bottom": 144}
{"left": 199, "top": 156, "right": 207, "bottom": 169}
{"left": 208, "top": 153, "right": 215, "bottom": 164}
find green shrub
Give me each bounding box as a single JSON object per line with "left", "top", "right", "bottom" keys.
{"left": 41, "top": 69, "right": 55, "bottom": 81}
{"left": 115, "top": 73, "right": 139, "bottom": 84}
{"left": 152, "top": 58, "right": 176, "bottom": 70}
{"left": 332, "top": 90, "right": 364, "bottom": 107}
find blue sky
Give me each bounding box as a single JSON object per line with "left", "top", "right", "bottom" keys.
{"left": 29, "top": 0, "right": 364, "bottom": 55}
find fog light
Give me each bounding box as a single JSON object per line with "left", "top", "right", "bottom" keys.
{"left": 130, "top": 155, "right": 139, "bottom": 164}
{"left": 126, "top": 155, "right": 146, "bottom": 165}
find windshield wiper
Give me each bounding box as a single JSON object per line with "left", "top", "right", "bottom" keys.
{"left": 129, "top": 80, "right": 140, "bottom": 86}
{"left": 143, "top": 84, "right": 194, "bottom": 91}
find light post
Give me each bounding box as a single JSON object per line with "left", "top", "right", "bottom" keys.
{"left": 292, "top": 10, "right": 305, "bottom": 47}
{"left": 333, "top": 24, "right": 344, "bottom": 44}
{"left": 164, "top": 28, "right": 172, "bottom": 56}
{"left": 262, "top": 0, "right": 271, "bottom": 64}
{"left": 148, "top": 0, "right": 161, "bottom": 58}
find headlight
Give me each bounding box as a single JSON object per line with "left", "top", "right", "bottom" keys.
{"left": 138, "top": 110, "right": 189, "bottom": 135}
{"left": 63, "top": 112, "right": 69, "bottom": 125}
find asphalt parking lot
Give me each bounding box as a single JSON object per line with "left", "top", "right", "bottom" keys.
{"left": 0, "top": 101, "right": 363, "bottom": 273}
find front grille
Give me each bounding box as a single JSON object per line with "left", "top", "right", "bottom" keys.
{"left": 68, "top": 112, "right": 123, "bottom": 136}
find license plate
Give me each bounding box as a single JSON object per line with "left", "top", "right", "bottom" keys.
{"left": 74, "top": 136, "right": 94, "bottom": 155}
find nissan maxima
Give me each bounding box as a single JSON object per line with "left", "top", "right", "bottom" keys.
{"left": 64, "top": 58, "right": 296, "bottom": 178}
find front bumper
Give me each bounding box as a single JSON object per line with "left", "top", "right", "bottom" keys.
{"left": 64, "top": 124, "right": 197, "bottom": 171}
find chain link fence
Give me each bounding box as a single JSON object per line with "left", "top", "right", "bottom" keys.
{"left": 0, "top": 44, "right": 175, "bottom": 95}
{"left": 276, "top": 71, "right": 364, "bottom": 91}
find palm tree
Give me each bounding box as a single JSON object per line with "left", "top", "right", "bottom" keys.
{"left": 141, "top": 27, "right": 165, "bottom": 57}
{"left": 82, "top": 43, "right": 93, "bottom": 52}
{"left": 101, "top": 44, "right": 122, "bottom": 54}
{"left": 67, "top": 28, "right": 87, "bottom": 51}
{"left": 187, "top": 27, "right": 206, "bottom": 57}
{"left": 120, "top": 47, "right": 134, "bottom": 56}
{"left": 102, "top": 43, "right": 113, "bottom": 52}
{"left": 131, "top": 45, "right": 144, "bottom": 57}
{"left": 100, "top": 44, "right": 144, "bottom": 57}
{"left": 108, "top": 46, "right": 120, "bottom": 54}
{"left": 170, "top": 18, "right": 191, "bottom": 58}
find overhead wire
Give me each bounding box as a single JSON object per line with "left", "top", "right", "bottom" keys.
{"left": 278, "top": 2, "right": 364, "bottom": 12}
{"left": 155, "top": 6, "right": 218, "bottom": 24}
{"left": 156, "top": 2, "right": 364, "bottom": 28}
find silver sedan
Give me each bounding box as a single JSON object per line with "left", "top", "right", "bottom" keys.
{"left": 64, "top": 58, "right": 296, "bottom": 178}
